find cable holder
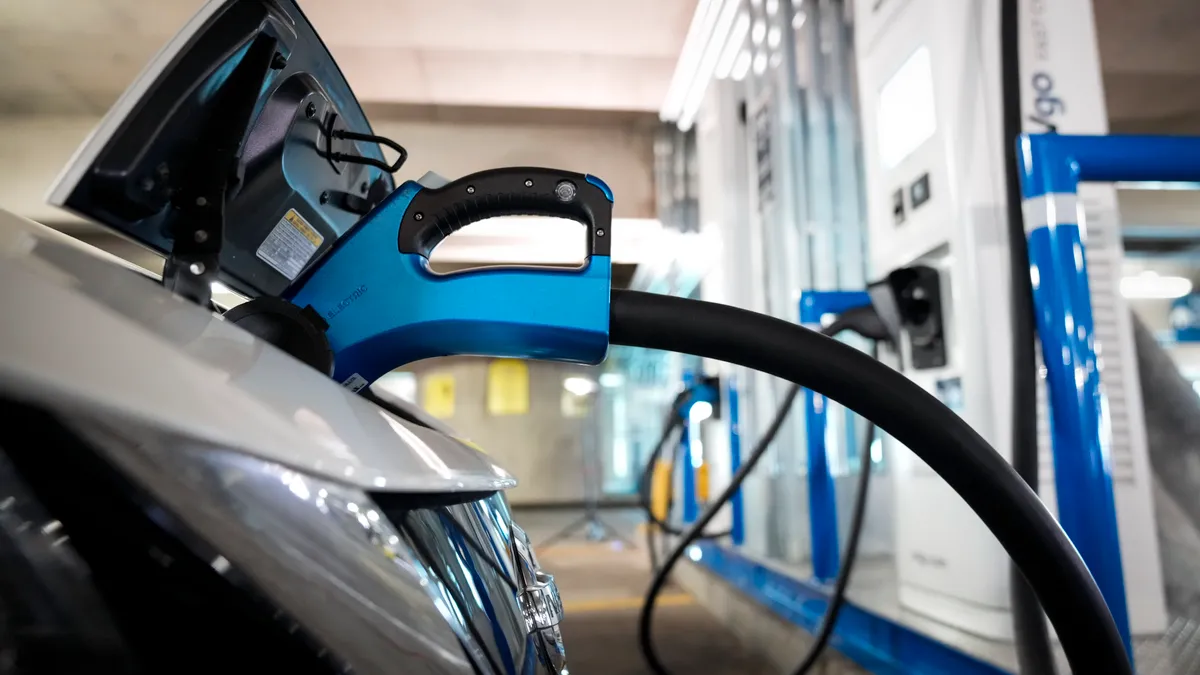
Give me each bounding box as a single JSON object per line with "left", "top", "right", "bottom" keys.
{"left": 161, "top": 32, "right": 282, "bottom": 307}
{"left": 322, "top": 113, "right": 408, "bottom": 174}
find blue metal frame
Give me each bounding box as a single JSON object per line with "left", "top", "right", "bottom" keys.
{"left": 726, "top": 376, "right": 745, "bottom": 546}
{"left": 1015, "top": 133, "right": 1200, "bottom": 659}
{"left": 680, "top": 370, "right": 699, "bottom": 523}
{"left": 690, "top": 541, "right": 1009, "bottom": 675}
{"left": 287, "top": 179, "right": 612, "bottom": 384}
{"left": 798, "top": 290, "right": 872, "bottom": 581}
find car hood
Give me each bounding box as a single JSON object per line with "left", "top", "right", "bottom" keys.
{"left": 0, "top": 210, "right": 515, "bottom": 494}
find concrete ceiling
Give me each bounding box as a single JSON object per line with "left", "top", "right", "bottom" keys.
{"left": 0, "top": 0, "right": 696, "bottom": 115}
{"left": 1094, "top": 0, "right": 1200, "bottom": 133}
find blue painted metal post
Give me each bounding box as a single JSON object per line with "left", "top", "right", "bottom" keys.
{"left": 681, "top": 370, "right": 699, "bottom": 524}
{"left": 1011, "top": 133, "right": 1200, "bottom": 660}
{"left": 798, "top": 290, "right": 871, "bottom": 582}
{"left": 726, "top": 376, "right": 745, "bottom": 546}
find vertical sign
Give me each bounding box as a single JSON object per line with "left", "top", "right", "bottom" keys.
{"left": 487, "top": 359, "right": 530, "bottom": 416}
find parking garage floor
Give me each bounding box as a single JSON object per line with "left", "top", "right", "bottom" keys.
{"left": 517, "top": 508, "right": 774, "bottom": 675}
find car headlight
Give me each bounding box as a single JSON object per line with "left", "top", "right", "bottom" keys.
{"left": 71, "top": 415, "right": 492, "bottom": 674}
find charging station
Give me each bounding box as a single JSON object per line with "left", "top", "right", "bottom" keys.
{"left": 854, "top": 0, "right": 1166, "bottom": 639}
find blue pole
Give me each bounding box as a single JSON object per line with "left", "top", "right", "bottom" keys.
{"left": 798, "top": 290, "right": 869, "bottom": 582}
{"left": 681, "top": 370, "right": 698, "bottom": 524}
{"left": 1018, "top": 133, "right": 1139, "bottom": 659}
{"left": 803, "top": 386, "right": 837, "bottom": 581}
{"left": 727, "top": 377, "right": 745, "bottom": 545}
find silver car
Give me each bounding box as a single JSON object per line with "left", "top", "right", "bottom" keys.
{"left": 0, "top": 0, "right": 566, "bottom": 672}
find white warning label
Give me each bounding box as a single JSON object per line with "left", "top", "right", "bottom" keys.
{"left": 257, "top": 209, "right": 323, "bottom": 280}
{"left": 341, "top": 373, "right": 369, "bottom": 393}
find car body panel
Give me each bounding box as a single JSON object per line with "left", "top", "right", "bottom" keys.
{"left": 0, "top": 211, "right": 514, "bottom": 494}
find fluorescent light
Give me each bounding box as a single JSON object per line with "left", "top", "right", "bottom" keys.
{"left": 731, "top": 50, "right": 752, "bottom": 81}
{"left": 661, "top": 0, "right": 721, "bottom": 121}
{"left": 677, "top": 0, "right": 742, "bottom": 131}
{"left": 751, "top": 19, "right": 767, "bottom": 45}
{"left": 753, "top": 51, "right": 768, "bottom": 75}
{"left": 767, "top": 25, "right": 782, "bottom": 48}
{"left": 1116, "top": 181, "right": 1200, "bottom": 190}
{"left": 715, "top": 12, "right": 751, "bottom": 79}
{"left": 1120, "top": 271, "right": 1193, "bottom": 299}
{"left": 599, "top": 373, "right": 624, "bottom": 388}
{"left": 563, "top": 376, "right": 598, "bottom": 397}
{"left": 689, "top": 400, "right": 714, "bottom": 423}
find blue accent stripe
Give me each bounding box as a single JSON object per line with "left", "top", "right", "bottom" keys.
{"left": 691, "top": 542, "right": 1011, "bottom": 675}
{"left": 585, "top": 174, "right": 614, "bottom": 202}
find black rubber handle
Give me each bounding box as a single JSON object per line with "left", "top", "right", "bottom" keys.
{"left": 397, "top": 167, "right": 613, "bottom": 258}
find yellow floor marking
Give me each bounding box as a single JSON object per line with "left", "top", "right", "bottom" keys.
{"left": 563, "top": 593, "right": 694, "bottom": 614}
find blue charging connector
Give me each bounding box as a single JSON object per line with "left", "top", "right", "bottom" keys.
{"left": 285, "top": 167, "right": 615, "bottom": 387}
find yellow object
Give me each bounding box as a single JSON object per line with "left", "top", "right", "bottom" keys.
{"left": 650, "top": 460, "right": 673, "bottom": 522}
{"left": 284, "top": 208, "right": 323, "bottom": 247}
{"left": 697, "top": 462, "right": 710, "bottom": 503}
{"left": 486, "top": 359, "right": 530, "bottom": 415}
{"left": 422, "top": 373, "right": 456, "bottom": 418}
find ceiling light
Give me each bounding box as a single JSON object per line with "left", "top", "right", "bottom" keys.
{"left": 767, "top": 25, "right": 782, "bottom": 48}
{"left": 770, "top": 52, "right": 783, "bottom": 68}
{"left": 731, "top": 50, "right": 752, "bottom": 81}
{"left": 677, "top": 0, "right": 742, "bottom": 131}
{"left": 753, "top": 51, "right": 768, "bottom": 75}
{"left": 1115, "top": 181, "right": 1200, "bottom": 190}
{"left": 766, "top": 0, "right": 779, "bottom": 16}
{"left": 751, "top": 19, "right": 767, "bottom": 45}
{"left": 1120, "top": 271, "right": 1193, "bottom": 299}
{"left": 715, "top": 12, "right": 751, "bottom": 79}
{"left": 661, "top": 0, "right": 721, "bottom": 122}
{"left": 793, "top": 10, "right": 808, "bottom": 29}
{"left": 563, "top": 376, "right": 598, "bottom": 397}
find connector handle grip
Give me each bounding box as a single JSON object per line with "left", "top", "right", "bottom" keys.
{"left": 396, "top": 167, "right": 613, "bottom": 258}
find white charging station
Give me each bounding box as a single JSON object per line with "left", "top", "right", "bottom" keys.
{"left": 853, "top": 0, "right": 1167, "bottom": 639}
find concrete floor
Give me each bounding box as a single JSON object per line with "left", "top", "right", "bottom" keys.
{"left": 516, "top": 508, "right": 775, "bottom": 675}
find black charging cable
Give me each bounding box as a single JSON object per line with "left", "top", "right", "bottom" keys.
{"left": 633, "top": 301, "right": 888, "bottom": 674}
{"left": 1000, "top": 1, "right": 1057, "bottom": 672}
{"left": 608, "top": 289, "right": 1131, "bottom": 675}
